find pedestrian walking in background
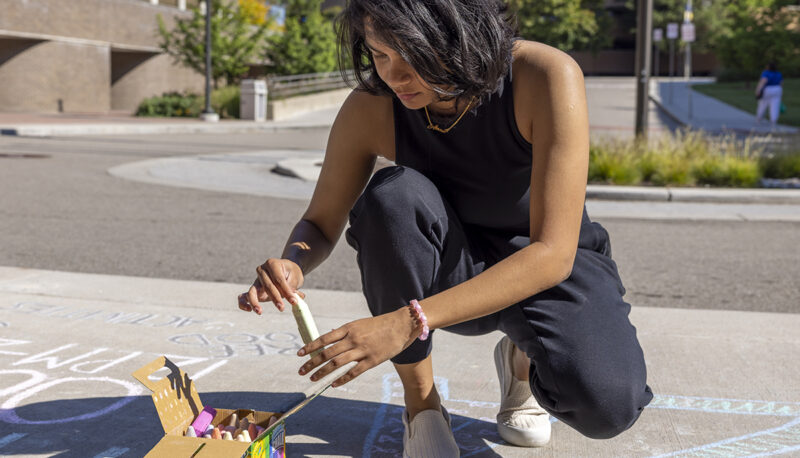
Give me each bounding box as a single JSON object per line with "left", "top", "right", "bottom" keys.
{"left": 755, "top": 62, "right": 783, "bottom": 128}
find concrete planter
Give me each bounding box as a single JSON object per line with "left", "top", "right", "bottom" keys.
{"left": 267, "top": 88, "right": 351, "bottom": 121}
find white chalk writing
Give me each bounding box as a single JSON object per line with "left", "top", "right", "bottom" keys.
{"left": 2, "top": 302, "right": 234, "bottom": 330}
{"left": 168, "top": 332, "right": 302, "bottom": 357}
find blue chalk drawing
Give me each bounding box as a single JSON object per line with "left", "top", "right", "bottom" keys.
{"left": 0, "top": 433, "right": 26, "bottom": 449}
{"left": 364, "top": 373, "right": 500, "bottom": 457}
{"left": 649, "top": 397, "right": 800, "bottom": 457}
{"left": 92, "top": 446, "right": 130, "bottom": 458}
{"left": 362, "top": 374, "right": 800, "bottom": 457}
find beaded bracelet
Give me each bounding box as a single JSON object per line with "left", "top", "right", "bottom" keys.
{"left": 409, "top": 299, "right": 430, "bottom": 341}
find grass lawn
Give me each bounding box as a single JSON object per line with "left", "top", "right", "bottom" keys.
{"left": 691, "top": 78, "right": 799, "bottom": 127}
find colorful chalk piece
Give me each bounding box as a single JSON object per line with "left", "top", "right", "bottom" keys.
{"left": 190, "top": 406, "right": 217, "bottom": 436}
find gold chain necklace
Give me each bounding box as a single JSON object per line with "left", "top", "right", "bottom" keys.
{"left": 424, "top": 97, "right": 475, "bottom": 134}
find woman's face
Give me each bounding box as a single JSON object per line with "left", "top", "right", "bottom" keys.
{"left": 364, "top": 26, "right": 456, "bottom": 113}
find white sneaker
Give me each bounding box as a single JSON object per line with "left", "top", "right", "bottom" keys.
{"left": 494, "top": 335, "right": 551, "bottom": 447}
{"left": 402, "top": 405, "right": 460, "bottom": 457}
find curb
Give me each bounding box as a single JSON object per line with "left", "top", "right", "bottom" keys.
{"left": 273, "top": 157, "right": 324, "bottom": 182}
{"left": 648, "top": 92, "right": 686, "bottom": 129}
{"left": 586, "top": 184, "right": 800, "bottom": 204}
{"left": 273, "top": 156, "right": 800, "bottom": 204}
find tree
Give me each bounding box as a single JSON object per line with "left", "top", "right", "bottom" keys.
{"left": 508, "top": 0, "right": 613, "bottom": 52}
{"left": 264, "top": 0, "right": 339, "bottom": 75}
{"left": 713, "top": 1, "right": 800, "bottom": 78}
{"left": 636, "top": 0, "right": 799, "bottom": 78}
{"left": 239, "top": 0, "right": 269, "bottom": 25}
{"left": 157, "top": 0, "right": 270, "bottom": 88}
{"left": 621, "top": 0, "right": 728, "bottom": 53}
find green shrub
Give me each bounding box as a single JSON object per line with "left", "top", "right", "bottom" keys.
{"left": 648, "top": 155, "right": 693, "bottom": 186}
{"left": 211, "top": 86, "right": 240, "bottom": 119}
{"left": 588, "top": 130, "right": 765, "bottom": 187}
{"left": 588, "top": 143, "right": 640, "bottom": 185}
{"left": 693, "top": 156, "right": 760, "bottom": 187}
{"left": 760, "top": 152, "right": 800, "bottom": 179}
{"left": 135, "top": 87, "right": 241, "bottom": 119}
{"left": 135, "top": 91, "right": 202, "bottom": 117}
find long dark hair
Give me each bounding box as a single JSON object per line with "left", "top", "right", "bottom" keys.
{"left": 336, "top": 0, "right": 516, "bottom": 107}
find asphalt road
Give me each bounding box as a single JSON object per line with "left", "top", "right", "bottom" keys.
{"left": 1, "top": 132, "right": 798, "bottom": 314}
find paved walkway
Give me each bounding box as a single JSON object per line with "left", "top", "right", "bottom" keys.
{"left": 1, "top": 266, "right": 798, "bottom": 457}
{"left": 650, "top": 78, "right": 798, "bottom": 135}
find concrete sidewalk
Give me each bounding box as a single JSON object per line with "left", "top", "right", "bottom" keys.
{"left": 650, "top": 79, "right": 799, "bottom": 135}
{"left": 0, "top": 266, "right": 798, "bottom": 457}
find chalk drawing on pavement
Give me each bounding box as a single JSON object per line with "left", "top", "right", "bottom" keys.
{"left": 168, "top": 332, "right": 303, "bottom": 357}
{"left": 361, "top": 374, "right": 800, "bottom": 457}
{"left": 2, "top": 301, "right": 235, "bottom": 331}
{"left": 0, "top": 377, "right": 142, "bottom": 425}
{"left": 0, "top": 341, "right": 229, "bottom": 428}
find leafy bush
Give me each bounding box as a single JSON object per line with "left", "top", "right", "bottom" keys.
{"left": 136, "top": 86, "right": 242, "bottom": 118}
{"left": 693, "top": 156, "right": 760, "bottom": 187}
{"left": 588, "top": 143, "right": 640, "bottom": 185}
{"left": 760, "top": 152, "right": 800, "bottom": 179}
{"left": 211, "top": 86, "right": 240, "bottom": 119}
{"left": 588, "top": 130, "right": 766, "bottom": 187}
{"left": 135, "top": 91, "right": 202, "bottom": 117}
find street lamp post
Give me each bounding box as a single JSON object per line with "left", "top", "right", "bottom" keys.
{"left": 634, "top": 0, "right": 654, "bottom": 139}
{"left": 201, "top": 0, "right": 218, "bottom": 122}
{"left": 683, "top": 0, "right": 693, "bottom": 81}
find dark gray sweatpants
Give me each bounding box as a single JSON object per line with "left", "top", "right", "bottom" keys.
{"left": 344, "top": 166, "right": 653, "bottom": 439}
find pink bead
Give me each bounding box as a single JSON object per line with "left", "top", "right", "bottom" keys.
{"left": 420, "top": 328, "right": 429, "bottom": 341}
{"left": 409, "top": 299, "right": 430, "bottom": 341}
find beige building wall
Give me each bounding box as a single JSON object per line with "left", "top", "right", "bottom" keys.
{"left": 110, "top": 52, "right": 203, "bottom": 111}
{"left": 0, "top": 0, "right": 204, "bottom": 113}
{"left": 0, "top": 39, "right": 110, "bottom": 113}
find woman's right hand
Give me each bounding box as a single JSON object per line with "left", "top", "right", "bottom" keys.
{"left": 237, "top": 258, "right": 305, "bottom": 315}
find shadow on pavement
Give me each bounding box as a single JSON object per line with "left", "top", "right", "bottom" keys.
{"left": 0, "top": 391, "right": 503, "bottom": 457}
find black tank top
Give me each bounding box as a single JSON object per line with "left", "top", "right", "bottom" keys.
{"left": 393, "top": 72, "right": 532, "bottom": 235}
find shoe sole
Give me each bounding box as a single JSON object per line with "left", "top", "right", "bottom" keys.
{"left": 494, "top": 336, "right": 551, "bottom": 447}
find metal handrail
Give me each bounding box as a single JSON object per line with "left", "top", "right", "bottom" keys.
{"left": 267, "top": 70, "right": 356, "bottom": 98}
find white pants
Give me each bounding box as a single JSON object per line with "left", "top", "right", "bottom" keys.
{"left": 756, "top": 85, "right": 782, "bottom": 125}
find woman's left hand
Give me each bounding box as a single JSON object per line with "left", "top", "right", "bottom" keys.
{"left": 297, "top": 307, "right": 418, "bottom": 387}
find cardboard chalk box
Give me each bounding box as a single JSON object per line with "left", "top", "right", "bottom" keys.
{"left": 133, "top": 356, "right": 325, "bottom": 458}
